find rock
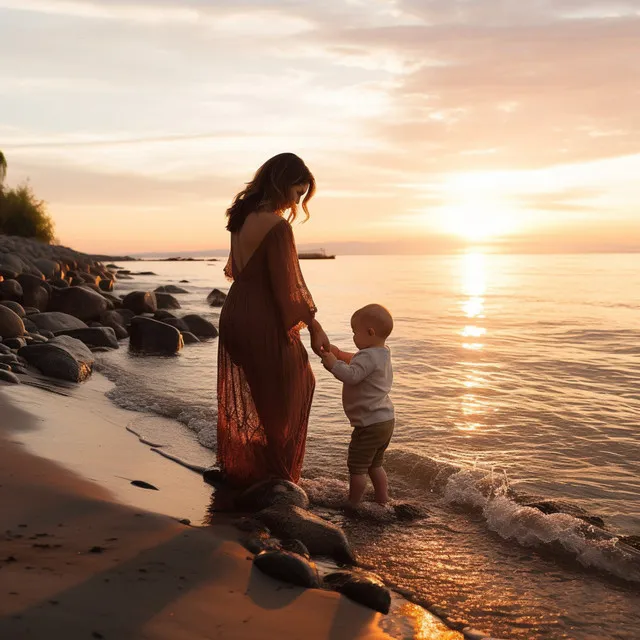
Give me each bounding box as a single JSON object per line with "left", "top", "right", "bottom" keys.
{"left": 25, "top": 333, "right": 48, "bottom": 344}
{"left": 207, "top": 288, "right": 227, "bottom": 307}
{"left": 122, "top": 291, "right": 157, "bottom": 315}
{"left": 22, "top": 317, "right": 39, "bottom": 333}
{"left": 18, "top": 335, "right": 94, "bottom": 382}
{"left": 22, "top": 284, "right": 50, "bottom": 312}
{"left": 155, "top": 292, "right": 181, "bottom": 310}
{"left": 0, "top": 301, "right": 26, "bottom": 317}
{"left": 0, "top": 268, "right": 19, "bottom": 280}
{"left": 161, "top": 316, "right": 190, "bottom": 333}
{"left": 0, "top": 362, "right": 11, "bottom": 371}
{"left": 280, "top": 539, "right": 311, "bottom": 558}
{"left": 24, "top": 307, "right": 40, "bottom": 316}
{"left": 0, "top": 279, "right": 23, "bottom": 302}
{"left": 49, "top": 286, "right": 108, "bottom": 322}
{"left": 253, "top": 505, "right": 356, "bottom": 564}
{"left": 181, "top": 314, "right": 218, "bottom": 339}
{"left": 179, "top": 280, "right": 189, "bottom": 283}
{"left": 114, "top": 309, "right": 135, "bottom": 327}
{"left": 50, "top": 278, "right": 70, "bottom": 289}
{"left": 153, "top": 310, "right": 175, "bottom": 320}
{"left": 0, "top": 369, "right": 20, "bottom": 384}
{"left": 0, "top": 344, "right": 12, "bottom": 354}
{"left": 236, "top": 479, "right": 310, "bottom": 511}
{"left": 393, "top": 502, "right": 429, "bottom": 521}
{"left": 98, "top": 279, "right": 114, "bottom": 292}
{"left": 33, "top": 258, "right": 61, "bottom": 279}
{"left": 54, "top": 327, "right": 119, "bottom": 350}
{"left": 10, "top": 364, "right": 29, "bottom": 375}
{"left": 0, "top": 306, "right": 26, "bottom": 339}
{"left": 323, "top": 570, "right": 391, "bottom": 614}
{"left": 29, "top": 312, "right": 88, "bottom": 333}
{"left": 202, "top": 465, "right": 226, "bottom": 486}
{"left": 523, "top": 499, "right": 606, "bottom": 529}
{"left": 128, "top": 317, "right": 183, "bottom": 355}
{"left": 233, "top": 517, "right": 270, "bottom": 535}
{"left": 241, "top": 531, "right": 281, "bottom": 554}
{"left": 3, "top": 337, "right": 26, "bottom": 350}
{"left": 182, "top": 331, "right": 200, "bottom": 345}
{"left": 155, "top": 285, "right": 189, "bottom": 294}
{"left": 253, "top": 550, "right": 320, "bottom": 588}
{"left": 0, "top": 354, "right": 18, "bottom": 365}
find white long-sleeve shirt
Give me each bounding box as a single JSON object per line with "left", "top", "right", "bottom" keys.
{"left": 330, "top": 346, "right": 394, "bottom": 427}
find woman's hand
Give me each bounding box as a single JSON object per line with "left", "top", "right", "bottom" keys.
{"left": 309, "top": 319, "right": 330, "bottom": 356}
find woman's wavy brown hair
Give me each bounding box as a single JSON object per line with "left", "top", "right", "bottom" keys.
{"left": 225, "top": 153, "right": 316, "bottom": 232}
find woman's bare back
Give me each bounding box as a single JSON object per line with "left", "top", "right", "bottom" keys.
{"left": 231, "top": 212, "right": 284, "bottom": 273}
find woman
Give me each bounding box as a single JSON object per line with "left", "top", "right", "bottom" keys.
{"left": 217, "top": 153, "right": 330, "bottom": 487}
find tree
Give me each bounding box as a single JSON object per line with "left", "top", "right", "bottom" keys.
{"left": 0, "top": 150, "right": 6, "bottom": 186}
{"left": 0, "top": 182, "right": 56, "bottom": 244}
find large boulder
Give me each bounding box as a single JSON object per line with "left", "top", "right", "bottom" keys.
{"left": 236, "top": 479, "right": 310, "bottom": 511}
{"left": 181, "top": 314, "right": 218, "bottom": 339}
{"left": 22, "top": 284, "right": 50, "bottom": 312}
{"left": 33, "top": 258, "right": 61, "bottom": 280}
{"left": 100, "top": 310, "right": 129, "bottom": 339}
{"left": 253, "top": 550, "right": 320, "bottom": 588}
{"left": 29, "top": 312, "right": 88, "bottom": 333}
{"left": 49, "top": 286, "right": 108, "bottom": 321}
{"left": 0, "top": 301, "right": 26, "bottom": 318}
{"left": 253, "top": 505, "right": 355, "bottom": 564}
{"left": 155, "top": 285, "right": 188, "bottom": 294}
{"left": 122, "top": 291, "right": 157, "bottom": 315}
{"left": 155, "top": 292, "right": 181, "bottom": 310}
{"left": 129, "top": 317, "right": 183, "bottom": 355}
{"left": 18, "top": 335, "right": 94, "bottom": 382}
{"left": 0, "top": 306, "right": 25, "bottom": 339}
{"left": 54, "top": 327, "right": 119, "bottom": 350}
{"left": 160, "top": 316, "right": 190, "bottom": 333}
{"left": 0, "top": 279, "right": 23, "bottom": 302}
{"left": 0, "top": 369, "right": 20, "bottom": 384}
{"left": 323, "top": 571, "right": 391, "bottom": 614}
{"left": 207, "top": 288, "right": 227, "bottom": 307}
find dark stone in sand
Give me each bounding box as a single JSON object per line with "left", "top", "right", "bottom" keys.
{"left": 161, "top": 316, "right": 190, "bottom": 333}
{"left": 280, "top": 539, "right": 311, "bottom": 558}
{"left": 49, "top": 286, "right": 108, "bottom": 322}
{"left": 98, "top": 278, "right": 113, "bottom": 292}
{"left": 0, "top": 343, "right": 12, "bottom": 354}
{"left": 0, "top": 354, "right": 18, "bottom": 364}
{"left": 23, "top": 285, "right": 50, "bottom": 312}
{"left": 0, "top": 268, "right": 19, "bottom": 280}
{"left": 393, "top": 502, "right": 429, "bottom": 521}
{"left": 99, "top": 311, "right": 129, "bottom": 340}
{"left": 0, "top": 279, "right": 23, "bottom": 302}
{"left": 179, "top": 280, "right": 189, "bottom": 283}
{"left": 0, "top": 362, "right": 11, "bottom": 371}
{"left": 130, "top": 480, "right": 159, "bottom": 491}
{"left": 253, "top": 550, "right": 320, "bottom": 588}
{"left": 23, "top": 318, "right": 39, "bottom": 334}
{"left": 180, "top": 331, "right": 199, "bottom": 345}
{"left": 33, "top": 258, "right": 60, "bottom": 280}
{"left": 155, "top": 285, "right": 189, "bottom": 294}
{"left": 0, "top": 306, "right": 25, "bottom": 339}
{"left": 207, "top": 288, "right": 227, "bottom": 307}
{"left": 24, "top": 307, "right": 40, "bottom": 316}
{"left": 25, "top": 333, "right": 48, "bottom": 344}
{"left": 10, "top": 364, "right": 28, "bottom": 375}
{"left": 241, "top": 531, "right": 281, "bottom": 554}
{"left": 233, "top": 517, "right": 271, "bottom": 535}
{"left": 153, "top": 310, "right": 176, "bottom": 320}
{"left": 132, "top": 271, "right": 157, "bottom": 276}
{"left": 3, "top": 337, "right": 26, "bottom": 350}
{"left": 50, "top": 278, "right": 70, "bottom": 289}
{"left": 0, "top": 369, "right": 20, "bottom": 384}
{"left": 18, "top": 335, "right": 94, "bottom": 382}
{"left": 0, "top": 301, "right": 26, "bottom": 317}
{"left": 155, "top": 292, "right": 181, "bottom": 310}
{"left": 253, "top": 504, "right": 356, "bottom": 564}
{"left": 181, "top": 314, "right": 218, "bottom": 339}
{"left": 29, "top": 312, "right": 88, "bottom": 333}
{"left": 323, "top": 570, "right": 391, "bottom": 614}
{"left": 54, "top": 327, "right": 119, "bottom": 350}
{"left": 236, "top": 479, "right": 310, "bottom": 511}
{"left": 129, "top": 316, "right": 183, "bottom": 355}
{"left": 202, "top": 465, "right": 226, "bottom": 486}
{"left": 122, "top": 291, "right": 157, "bottom": 315}
{"left": 524, "top": 499, "right": 606, "bottom": 529}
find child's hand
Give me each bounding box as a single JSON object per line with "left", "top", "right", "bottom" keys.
{"left": 329, "top": 344, "right": 341, "bottom": 357}
{"left": 320, "top": 348, "right": 338, "bottom": 371}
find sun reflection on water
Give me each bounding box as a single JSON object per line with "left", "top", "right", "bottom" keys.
{"left": 457, "top": 252, "right": 490, "bottom": 433}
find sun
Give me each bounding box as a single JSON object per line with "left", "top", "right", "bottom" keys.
{"left": 437, "top": 199, "right": 519, "bottom": 241}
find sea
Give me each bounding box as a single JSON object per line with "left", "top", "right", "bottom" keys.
{"left": 95, "top": 252, "right": 640, "bottom": 640}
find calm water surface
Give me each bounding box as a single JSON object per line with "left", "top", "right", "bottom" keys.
{"left": 98, "top": 253, "right": 640, "bottom": 639}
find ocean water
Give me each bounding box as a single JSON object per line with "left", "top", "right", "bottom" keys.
{"left": 97, "top": 253, "right": 640, "bottom": 640}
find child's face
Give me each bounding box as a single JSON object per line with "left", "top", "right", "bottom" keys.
{"left": 351, "top": 315, "right": 374, "bottom": 349}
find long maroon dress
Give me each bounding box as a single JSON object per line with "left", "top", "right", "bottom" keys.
{"left": 217, "top": 219, "right": 316, "bottom": 486}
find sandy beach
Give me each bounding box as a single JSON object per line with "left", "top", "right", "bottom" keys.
{"left": 0, "top": 377, "right": 462, "bottom": 640}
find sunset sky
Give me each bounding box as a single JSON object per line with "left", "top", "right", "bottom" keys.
{"left": 1, "top": 0, "right": 639, "bottom": 254}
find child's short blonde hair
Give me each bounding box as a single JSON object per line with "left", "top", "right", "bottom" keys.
{"left": 352, "top": 304, "right": 393, "bottom": 338}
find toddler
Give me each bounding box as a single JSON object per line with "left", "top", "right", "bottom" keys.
{"left": 320, "top": 304, "right": 394, "bottom": 506}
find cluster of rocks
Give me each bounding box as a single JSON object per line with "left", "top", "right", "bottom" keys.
{"left": 205, "top": 475, "right": 395, "bottom": 614}
{"left": 0, "top": 235, "right": 221, "bottom": 385}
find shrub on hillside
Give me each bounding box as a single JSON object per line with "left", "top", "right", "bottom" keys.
{"left": 0, "top": 182, "right": 56, "bottom": 244}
